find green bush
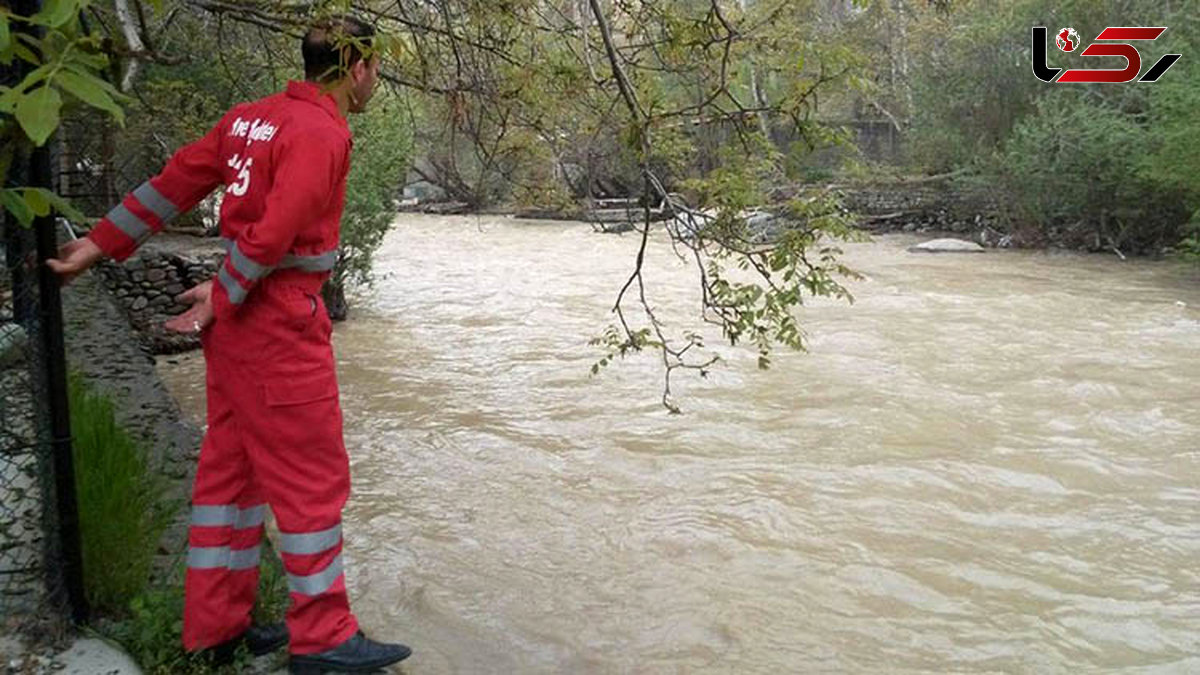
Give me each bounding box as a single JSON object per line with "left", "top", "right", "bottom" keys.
{"left": 1139, "top": 27, "right": 1200, "bottom": 223}
{"left": 904, "top": 0, "right": 1043, "bottom": 172}
{"left": 323, "top": 91, "right": 414, "bottom": 318}
{"left": 341, "top": 92, "right": 412, "bottom": 288}
{"left": 69, "top": 374, "right": 177, "bottom": 614}
{"left": 1175, "top": 218, "right": 1200, "bottom": 263}
{"left": 904, "top": 0, "right": 1186, "bottom": 174}
{"left": 101, "top": 544, "right": 289, "bottom": 674}
{"left": 992, "top": 92, "right": 1192, "bottom": 253}
{"left": 902, "top": 0, "right": 1198, "bottom": 253}
{"left": 101, "top": 578, "right": 202, "bottom": 674}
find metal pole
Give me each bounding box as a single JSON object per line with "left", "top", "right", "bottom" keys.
{"left": 17, "top": 0, "right": 90, "bottom": 625}
{"left": 32, "top": 146, "right": 89, "bottom": 625}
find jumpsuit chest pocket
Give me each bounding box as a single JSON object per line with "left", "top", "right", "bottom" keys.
{"left": 262, "top": 370, "right": 338, "bottom": 407}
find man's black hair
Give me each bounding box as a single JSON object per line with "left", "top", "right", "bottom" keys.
{"left": 302, "top": 15, "right": 376, "bottom": 83}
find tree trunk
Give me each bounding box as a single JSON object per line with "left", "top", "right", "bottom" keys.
{"left": 114, "top": 0, "right": 144, "bottom": 92}
{"left": 322, "top": 280, "right": 348, "bottom": 322}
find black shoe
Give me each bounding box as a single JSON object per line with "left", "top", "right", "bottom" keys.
{"left": 199, "top": 622, "right": 290, "bottom": 665}
{"left": 288, "top": 631, "right": 412, "bottom": 674}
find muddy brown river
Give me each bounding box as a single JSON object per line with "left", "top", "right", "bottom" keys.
{"left": 158, "top": 214, "right": 1200, "bottom": 673}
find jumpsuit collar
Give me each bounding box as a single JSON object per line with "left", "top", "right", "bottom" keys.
{"left": 286, "top": 80, "right": 348, "bottom": 127}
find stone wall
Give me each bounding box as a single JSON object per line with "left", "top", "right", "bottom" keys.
{"left": 93, "top": 235, "right": 224, "bottom": 354}
{"left": 836, "top": 179, "right": 1008, "bottom": 239}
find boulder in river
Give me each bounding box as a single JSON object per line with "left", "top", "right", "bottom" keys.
{"left": 908, "top": 238, "right": 985, "bottom": 254}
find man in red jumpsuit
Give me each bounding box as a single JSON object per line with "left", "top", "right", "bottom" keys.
{"left": 49, "top": 15, "right": 411, "bottom": 674}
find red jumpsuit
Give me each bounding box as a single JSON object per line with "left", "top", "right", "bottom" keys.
{"left": 88, "top": 80, "right": 359, "bottom": 655}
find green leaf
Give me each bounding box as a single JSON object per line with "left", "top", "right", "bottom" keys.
{"left": 36, "top": 189, "right": 86, "bottom": 222}
{"left": 0, "top": 86, "right": 16, "bottom": 114}
{"left": 63, "top": 63, "right": 120, "bottom": 93}
{"left": 21, "top": 188, "right": 51, "bottom": 217}
{"left": 15, "top": 85, "right": 62, "bottom": 146}
{"left": 1, "top": 189, "right": 35, "bottom": 227}
{"left": 12, "top": 41, "right": 39, "bottom": 65}
{"left": 35, "top": 0, "right": 80, "bottom": 28}
{"left": 0, "top": 14, "right": 10, "bottom": 54}
{"left": 18, "top": 63, "right": 55, "bottom": 90}
{"left": 65, "top": 49, "right": 109, "bottom": 71}
{"left": 56, "top": 70, "right": 124, "bottom": 124}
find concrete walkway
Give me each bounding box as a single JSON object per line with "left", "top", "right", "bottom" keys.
{"left": 1, "top": 634, "right": 141, "bottom": 674}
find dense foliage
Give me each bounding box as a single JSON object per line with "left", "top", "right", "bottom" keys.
{"left": 899, "top": 0, "right": 1199, "bottom": 254}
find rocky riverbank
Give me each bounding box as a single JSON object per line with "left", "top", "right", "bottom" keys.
{"left": 835, "top": 178, "right": 1006, "bottom": 241}
{"left": 409, "top": 178, "right": 1010, "bottom": 242}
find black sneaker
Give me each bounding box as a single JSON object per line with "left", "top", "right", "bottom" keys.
{"left": 288, "top": 630, "right": 412, "bottom": 674}
{"left": 199, "top": 622, "right": 289, "bottom": 665}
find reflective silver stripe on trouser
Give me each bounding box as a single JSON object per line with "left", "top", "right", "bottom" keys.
{"left": 280, "top": 522, "right": 344, "bottom": 596}
{"left": 132, "top": 182, "right": 179, "bottom": 222}
{"left": 234, "top": 505, "right": 266, "bottom": 529}
{"left": 188, "top": 545, "right": 262, "bottom": 570}
{"left": 279, "top": 523, "right": 341, "bottom": 556}
{"left": 188, "top": 504, "right": 266, "bottom": 571}
{"left": 191, "top": 503, "right": 266, "bottom": 528}
{"left": 287, "top": 554, "right": 344, "bottom": 596}
{"left": 190, "top": 504, "right": 237, "bottom": 527}
{"left": 218, "top": 237, "right": 338, "bottom": 272}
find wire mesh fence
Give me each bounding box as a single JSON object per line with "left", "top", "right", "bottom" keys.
{"left": 1, "top": 212, "right": 55, "bottom": 625}
{"left": 58, "top": 115, "right": 220, "bottom": 232}
{"left": 1, "top": 146, "right": 88, "bottom": 633}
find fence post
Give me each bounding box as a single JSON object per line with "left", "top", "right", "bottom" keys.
{"left": 32, "top": 149, "right": 89, "bottom": 626}
{"left": 14, "top": 0, "right": 90, "bottom": 625}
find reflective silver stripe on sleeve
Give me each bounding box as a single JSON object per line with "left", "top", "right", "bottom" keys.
{"left": 132, "top": 182, "right": 178, "bottom": 222}
{"left": 187, "top": 546, "right": 230, "bottom": 569}
{"left": 229, "top": 545, "right": 262, "bottom": 570}
{"left": 191, "top": 505, "right": 237, "bottom": 527}
{"left": 218, "top": 264, "right": 248, "bottom": 305}
{"left": 105, "top": 204, "right": 152, "bottom": 243}
{"left": 279, "top": 523, "right": 341, "bottom": 556}
{"left": 234, "top": 505, "right": 266, "bottom": 530}
{"left": 230, "top": 241, "right": 273, "bottom": 281}
{"left": 287, "top": 554, "right": 344, "bottom": 596}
